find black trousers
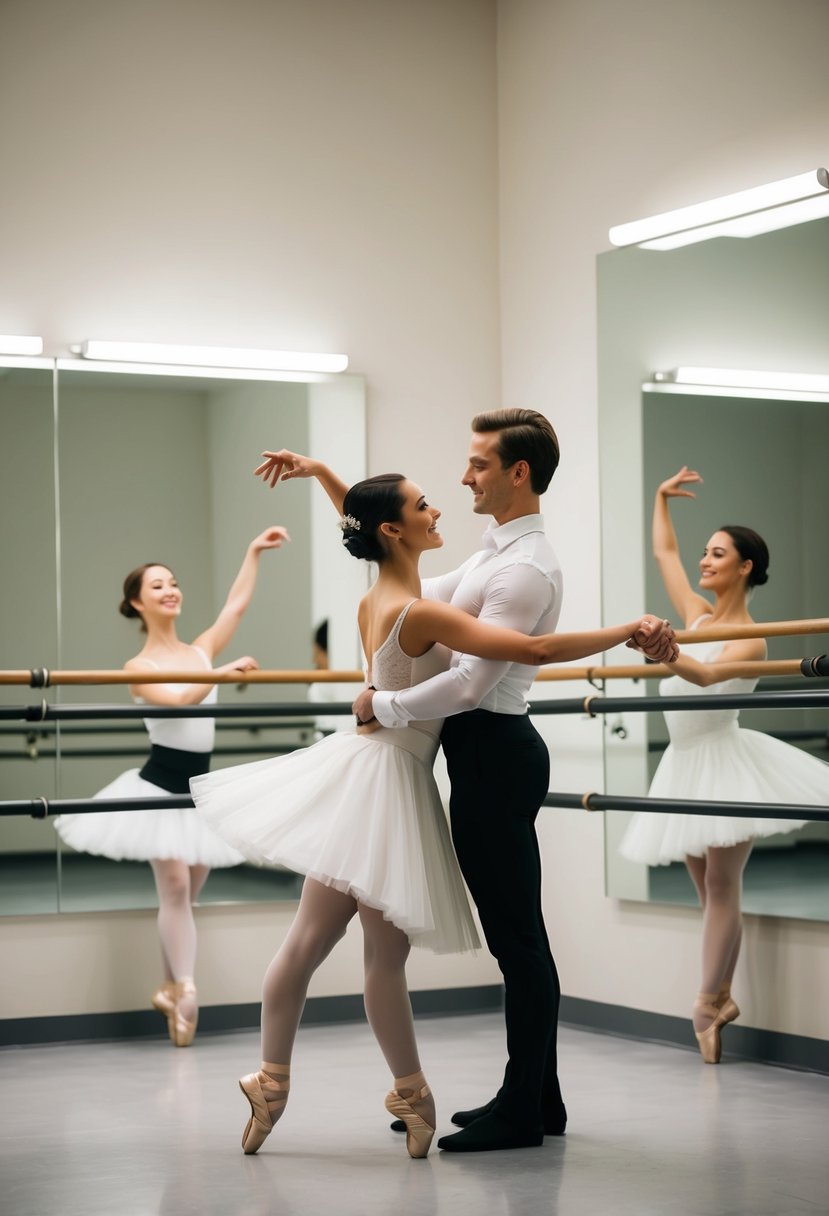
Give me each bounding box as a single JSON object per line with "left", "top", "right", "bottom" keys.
{"left": 441, "top": 709, "right": 562, "bottom": 1128}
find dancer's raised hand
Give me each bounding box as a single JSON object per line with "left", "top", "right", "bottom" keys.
{"left": 658, "top": 466, "right": 703, "bottom": 500}
{"left": 255, "top": 449, "right": 321, "bottom": 489}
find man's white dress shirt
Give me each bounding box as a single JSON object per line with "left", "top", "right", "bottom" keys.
{"left": 372, "top": 514, "right": 563, "bottom": 728}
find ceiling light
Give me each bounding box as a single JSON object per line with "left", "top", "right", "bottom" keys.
{"left": 610, "top": 168, "right": 829, "bottom": 249}
{"left": 77, "top": 339, "right": 348, "bottom": 374}
{"left": 0, "top": 334, "right": 44, "bottom": 356}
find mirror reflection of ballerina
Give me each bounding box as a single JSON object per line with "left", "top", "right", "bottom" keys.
{"left": 191, "top": 462, "right": 678, "bottom": 1157}
{"left": 620, "top": 467, "right": 829, "bottom": 1062}
{"left": 54, "top": 525, "right": 289, "bottom": 1046}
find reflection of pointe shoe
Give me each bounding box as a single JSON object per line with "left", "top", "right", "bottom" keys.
{"left": 170, "top": 979, "right": 198, "bottom": 1048}
{"left": 239, "top": 1066, "right": 290, "bottom": 1155}
{"left": 694, "top": 993, "right": 729, "bottom": 1064}
{"left": 151, "top": 982, "right": 178, "bottom": 1042}
{"left": 384, "top": 1085, "right": 435, "bottom": 1159}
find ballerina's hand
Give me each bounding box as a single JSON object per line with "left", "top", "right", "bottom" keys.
{"left": 251, "top": 525, "right": 291, "bottom": 551}
{"left": 626, "top": 616, "right": 679, "bottom": 663}
{"left": 254, "top": 449, "right": 318, "bottom": 488}
{"left": 356, "top": 718, "right": 381, "bottom": 736}
{"left": 219, "top": 656, "right": 260, "bottom": 675}
{"left": 352, "top": 688, "right": 376, "bottom": 725}
{"left": 658, "top": 465, "right": 703, "bottom": 499}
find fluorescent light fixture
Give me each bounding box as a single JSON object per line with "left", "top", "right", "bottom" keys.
{"left": 0, "top": 334, "right": 44, "bottom": 356}
{"left": 79, "top": 339, "right": 348, "bottom": 374}
{"left": 645, "top": 366, "right": 829, "bottom": 404}
{"left": 57, "top": 358, "right": 330, "bottom": 384}
{"left": 610, "top": 168, "right": 829, "bottom": 249}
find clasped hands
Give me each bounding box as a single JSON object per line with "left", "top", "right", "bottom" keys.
{"left": 627, "top": 615, "right": 679, "bottom": 664}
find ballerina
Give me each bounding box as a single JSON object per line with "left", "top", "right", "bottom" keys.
{"left": 55, "top": 525, "right": 289, "bottom": 1045}
{"left": 620, "top": 466, "right": 827, "bottom": 1062}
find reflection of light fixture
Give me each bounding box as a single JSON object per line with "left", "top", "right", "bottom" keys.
{"left": 610, "top": 169, "right": 829, "bottom": 249}
{"left": 645, "top": 366, "right": 829, "bottom": 404}
{"left": 0, "top": 334, "right": 43, "bottom": 355}
{"left": 76, "top": 339, "right": 348, "bottom": 374}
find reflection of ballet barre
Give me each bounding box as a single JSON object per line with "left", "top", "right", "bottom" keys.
{"left": 2, "top": 790, "right": 827, "bottom": 822}
{"left": 0, "top": 654, "right": 827, "bottom": 688}
{"left": 544, "top": 791, "right": 829, "bottom": 821}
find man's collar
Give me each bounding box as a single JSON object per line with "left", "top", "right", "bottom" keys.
{"left": 481, "top": 513, "right": 546, "bottom": 552}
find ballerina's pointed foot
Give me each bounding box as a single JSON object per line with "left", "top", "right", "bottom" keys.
{"left": 694, "top": 991, "right": 738, "bottom": 1064}
{"left": 239, "top": 1064, "right": 290, "bottom": 1155}
{"left": 384, "top": 1084, "right": 435, "bottom": 1159}
{"left": 152, "top": 979, "right": 198, "bottom": 1047}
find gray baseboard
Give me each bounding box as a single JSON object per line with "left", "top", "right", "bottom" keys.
{"left": 3, "top": 987, "right": 826, "bottom": 1075}
{"left": 0, "top": 984, "right": 503, "bottom": 1048}
{"left": 559, "top": 995, "right": 829, "bottom": 1075}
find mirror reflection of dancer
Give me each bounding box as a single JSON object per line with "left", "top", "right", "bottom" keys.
{"left": 189, "top": 452, "right": 677, "bottom": 1158}
{"left": 54, "top": 526, "right": 289, "bottom": 1046}
{"left": 621, "top": 467, "right": 827, "bottom": 1062}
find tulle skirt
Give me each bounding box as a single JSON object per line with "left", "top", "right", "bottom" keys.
{"left": 190, "top": 726, "right": 480, "bottom": 954}
{"left": 53, "top": 769, "right": 245, "bottom": 867}
{"left": 620, "top": 724, "right": 828, "bottom": 865}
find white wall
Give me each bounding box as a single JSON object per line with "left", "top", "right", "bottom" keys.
{"left": 1, "top": 0, "right": 828, "bottom": 1039}
{"left": 0, "top": 0, "right": 503, "bottom": 1019}
{"left": 497, "top": 0, "right": 829, "bottom": 1039}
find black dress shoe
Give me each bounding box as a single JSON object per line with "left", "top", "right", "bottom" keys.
{"left": 451, "top": 1096, "right": 567, "bottom": 1136}
{"left": 437, "top": 1111, "right": 544, "bottom": 1153}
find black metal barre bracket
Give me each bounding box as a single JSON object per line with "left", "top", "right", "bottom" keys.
{"left": 802, "top": 654, "right": 829, "bottom": 678}
{"left": 543, "top": 790, "right": 829, "bottom": 822}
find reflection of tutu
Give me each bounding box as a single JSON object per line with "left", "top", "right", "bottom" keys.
{"left": 54, "top": 769, "right": 244, "bottom": 867}
{"left": 621, "top": 723, "right": 827, "bottom": 866}
{"left": 192, "top": 727, "right": 480, "bottom": 955}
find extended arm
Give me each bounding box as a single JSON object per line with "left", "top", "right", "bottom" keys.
{"left": 664, "top": 637, "right": 766, "bottom": 687}
{"left": 653, "top": 467, "right": 712, "bottom": 625}
{"left": 403, "top": 599, "right": 676, "bottom": 667}
{"left": 126, "top": 654, "right": 261, "bottom": 707}
{"left": 255, "top": 450, "right": 349, "bottom": 515}
{"left": 194, "top": 525, "right": 290, "bottom": 660}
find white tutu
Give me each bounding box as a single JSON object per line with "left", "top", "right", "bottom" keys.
{"left": 620, "top": 722, "right": 827, "bottom": 864}
{"left": 620, "top": 618, "right": 827, "bottom": 866}
{"left": 191, "top": 726, "right": 480, "bottom": 954}
{"left": 54, "top": 769, "right": 245, "bottom": 867}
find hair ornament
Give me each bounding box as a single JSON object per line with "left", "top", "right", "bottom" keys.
{"left": 340, "top": 514, "right": 361, "bottom": 532}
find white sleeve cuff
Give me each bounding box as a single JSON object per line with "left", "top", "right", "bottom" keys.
{"left": 372, "top": 691, "right": 407, "bottom": 729}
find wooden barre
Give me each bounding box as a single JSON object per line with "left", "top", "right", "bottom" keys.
{"left": 673, "top": 617, "right": 829, "bottom": 644}
{"left": 0, "top": 659, "right": 818, "bottom": 686}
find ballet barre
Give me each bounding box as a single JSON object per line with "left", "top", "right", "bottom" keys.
{"left": 2, "top": 790, "right": 827, "bottom": 822}
{"left": 0, "top": 654, "right": 827, "bottom": 687}
{"left": 1, "top": 683, "right": 828, "bottom": 724}
{"left": 543, "top": 791, "right": 829, "bottom": 821}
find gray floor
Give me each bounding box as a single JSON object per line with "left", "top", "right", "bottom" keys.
{"left": 2, "top": 1014, "right": 827, "bottom": 1216}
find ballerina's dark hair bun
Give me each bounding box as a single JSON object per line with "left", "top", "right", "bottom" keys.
{"left": 119, "top": 563, "right": 172, "bottom": 632}
{"left": 340, "top": 474, "right": 406, "bottom": 564}
{"left": 720, "top": 525, "right": 770, "bottom": 587}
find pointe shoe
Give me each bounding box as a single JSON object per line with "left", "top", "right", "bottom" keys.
{"left": 169, "top": 979, "right": 198, "bottom": 1048}
{"left": 716, "top": 988, "right": 740, "bottom": 1026}
{"left": 384, "top": 1085, "right": 435, "bottom": 1159}
{"left": 239, "top": 1067, "right": 290, "bottom": 1155}
{"left": 693, "top": 993, "right": 730, "bottom": 1064}
{"left": 151, "top": 981, "right": 177, "bottom": 1041}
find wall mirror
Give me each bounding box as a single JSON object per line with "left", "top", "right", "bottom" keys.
{"left": 0, "top": 360, "right": 366, "bottom": 915}
{"left": 598, "top": 216, "right": 829, "bottom": 922}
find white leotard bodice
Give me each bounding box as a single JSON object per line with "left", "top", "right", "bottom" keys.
{"left": 370, "top": 602, "right": 450, "bottom": 745}
{"left": 659, "top": 614, "right": 758, "bottom": 749}
{"left": 134, "top": 645, "right": 217, "bottom": 753}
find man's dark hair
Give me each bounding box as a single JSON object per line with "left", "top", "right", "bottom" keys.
{"left": 471, "top": 408, "right": 560, "bottom": 494}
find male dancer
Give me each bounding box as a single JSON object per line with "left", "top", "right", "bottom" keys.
{"left": 352, "top": 409, "right": 675, "bottom": 1152}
